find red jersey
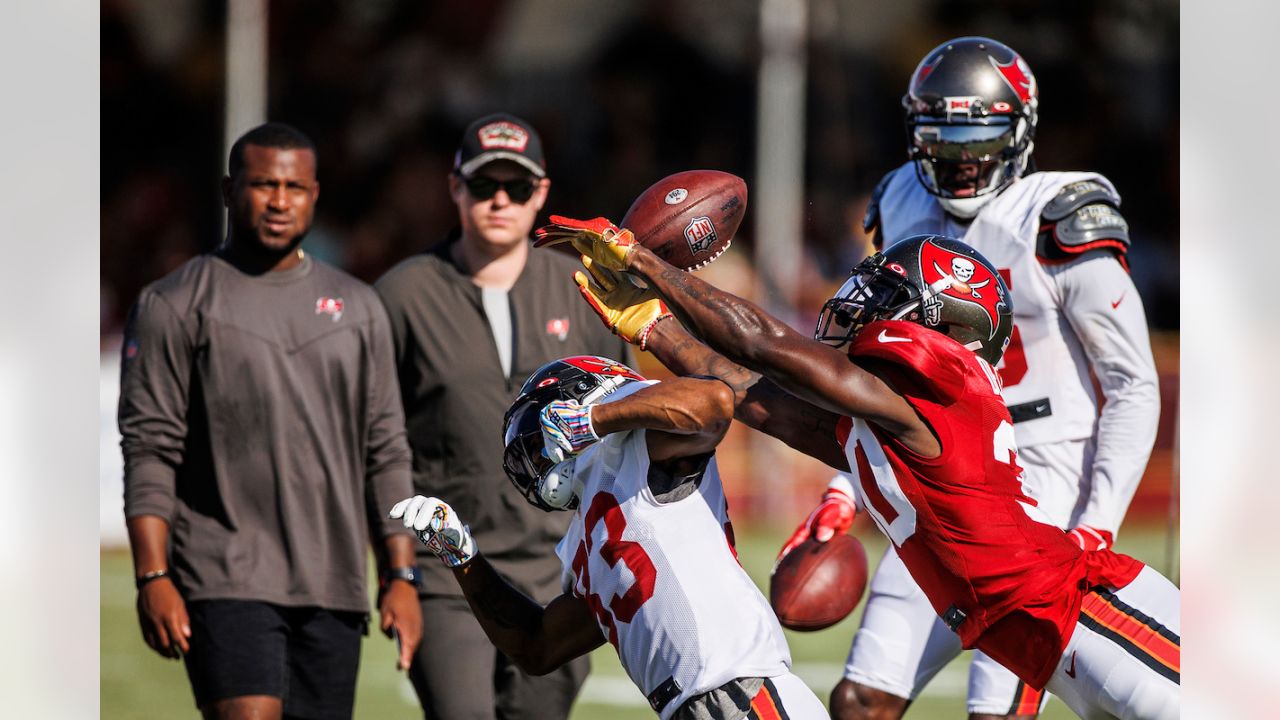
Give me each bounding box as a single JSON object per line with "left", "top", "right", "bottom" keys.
{"left": 838, "top": 320, "right": 1142, "bottom": 688}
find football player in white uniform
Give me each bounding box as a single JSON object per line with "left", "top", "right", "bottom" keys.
{"left": 391, "top": 353, "right": 828, "bottom": 720}
{"left": 778, "top": 36, "right": 1162, "bottom": 720}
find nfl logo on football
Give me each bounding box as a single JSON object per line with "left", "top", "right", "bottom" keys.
{"left": 683, "top": 216, "right": 718, "bottom": 255}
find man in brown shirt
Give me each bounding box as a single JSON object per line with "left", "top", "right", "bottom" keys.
{"left": 119, "top": 123, "right": 422, "bottom": 720}
{"left": 376, "top": 113, "right": 630, "bottom": 719}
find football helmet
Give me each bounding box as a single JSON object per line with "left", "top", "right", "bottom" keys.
{"left": 903, "top": 37, "right": 1038, "bottom": 218}
{"left": 502, "top": 356, "right": 645, "bottom": 511}
{"left": 815, "top": 235, "right": 1013, "bottom": 365}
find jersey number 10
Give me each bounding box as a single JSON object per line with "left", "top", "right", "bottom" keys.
{"left": 854, "top": 419, "right": 1026, "bottom": 548}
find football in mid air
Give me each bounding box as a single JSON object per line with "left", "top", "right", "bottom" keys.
{"left": 769, "top": 534, "right": 868, "bottom": 632}
{"left": 620, "top": 170, "right": 747, "bottom": 271}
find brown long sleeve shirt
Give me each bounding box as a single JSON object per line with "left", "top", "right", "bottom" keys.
{"left": 119, "top": 253, "right": 414, "bottom": 612}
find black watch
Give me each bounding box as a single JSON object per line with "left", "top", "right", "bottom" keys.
{"left": 383, "top": 566, "right": 422, "bottom": 589}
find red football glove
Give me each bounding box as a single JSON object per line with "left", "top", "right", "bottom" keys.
{"left": 1066, "top": 524, "right": 1114, "bottom": 551}
{"left": 533, "top": 215, "right": 638, "bottom": 271}
{"left": 777, "top": 475, "right": 858, "bottom": 564}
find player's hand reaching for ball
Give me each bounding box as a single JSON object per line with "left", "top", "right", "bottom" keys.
{"left": 776, "top": 474, "right": 858, "bottom": 565}
{"left": 390, "top": 496, "right": 477, "bottom": 568}
{"left": 574, "top": 257, "right": 672, "bottom": 350}
{"left": 534, "top": 215, "right": 638, "bottom": 271}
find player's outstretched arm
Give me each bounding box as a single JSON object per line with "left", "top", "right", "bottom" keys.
{"left": 570, "top": 255, "right": 848, "bottom": 468}
{"left": 643, "top": 319, "right": 850, "bottom": 470}
{"left": 455, "top": 556, "right": 606, "bottom": 676}
{"left": 627, "top": 246, "right": 927, "bottom": 447}
{"left": 589, "top": 375, "right": 733, "bottom": 462}
{"left": 389, "top": 496, "right": 605, "bottom": 675}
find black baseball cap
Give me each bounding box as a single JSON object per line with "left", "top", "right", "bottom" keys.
{"left": 453, "top": 112, "right": 546, "bottom": 179}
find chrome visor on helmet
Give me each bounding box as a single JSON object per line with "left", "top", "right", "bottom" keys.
{"left": 908, "top": 116, "right": 1024, "bottom": 199}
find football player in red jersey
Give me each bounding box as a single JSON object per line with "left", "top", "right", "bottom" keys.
{"left": 535, "top": 222, "right": 1180, "bottom": 720}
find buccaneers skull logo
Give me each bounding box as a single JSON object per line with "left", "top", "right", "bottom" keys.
{"left": 917, "top": 239, "right": 1007, "bottom": 340}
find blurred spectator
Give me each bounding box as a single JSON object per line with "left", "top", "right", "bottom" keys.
{"left": 101, "top": 0, "right": 1177, "bottom": 332}
{"left": 374, "top": 113, "right": 632, "bottom": 720}
{"left": 101, "top": 0, "right": 1180, "bottom": 543}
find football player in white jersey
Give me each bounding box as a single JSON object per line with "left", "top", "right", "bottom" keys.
{"left": 391, "top": 353, "right": 829, "bottom": 720}
{"left": 777, "top": 36, "right": 1162, "bottom": 720}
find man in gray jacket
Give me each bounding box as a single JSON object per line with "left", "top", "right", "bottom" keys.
{"left": 120, "top": 123, "right": 422, "bottom": 720}
{"left": 376, "top": 113, "right": 630, "bottom": 720}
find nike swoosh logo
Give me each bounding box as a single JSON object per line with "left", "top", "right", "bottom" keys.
{"left": 1111, "top": 292, "right": 1127, "bottom": 310}
{"left": 878, "top": 330, "right": 912, "bottom": 344}
{"left": 1065, "top": 651, "right": 1077, "bottom": 678}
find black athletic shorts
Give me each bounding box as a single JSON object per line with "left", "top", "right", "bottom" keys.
{"left": 183, "top": 599, "right": 365, "bottom": 719}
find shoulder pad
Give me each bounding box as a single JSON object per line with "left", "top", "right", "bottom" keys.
{"left": 1037, "top": 201, "right": 1131, "bottom": 262}
{"left": 1041, "top": 180, "right": 1121, "bottom": 222}
{"left": 1038, "top": 181, "right": 1130, "bottom": 262}
{"left": 848, "top": 321, "right": 967, "bottom": 405}
{"left": 863, "top": 173, "right": 892, "bottom": 233}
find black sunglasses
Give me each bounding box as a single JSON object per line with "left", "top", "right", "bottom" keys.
{"left": 462, "top": 175, "right": 538, "bottom": 203}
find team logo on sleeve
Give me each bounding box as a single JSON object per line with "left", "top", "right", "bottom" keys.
{"left": 546, "top": 318, "right": 570, "bottom": 341}
{"left": 315, "top": 297, "right": 344, "bottom": 322}
{"left": 918, "top": 239, "right": 1006, "bottom": 339}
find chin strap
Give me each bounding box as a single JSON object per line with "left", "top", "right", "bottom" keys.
{"left": 938, "top": 193, "right": 996, "bottom": 219}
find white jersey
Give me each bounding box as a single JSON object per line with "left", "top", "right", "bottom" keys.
{"left": 873, "top": 163, "right": 1160, "bottom": 532}
{"left": 555, "top": 381, "right": 790, "bottom": 720}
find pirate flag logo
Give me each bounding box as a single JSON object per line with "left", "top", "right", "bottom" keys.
{"left": 563, "top": 356, "right": 646, "bottom": 382}
{"left": 918, "top": 238, "right": 1007, "bottom": 340}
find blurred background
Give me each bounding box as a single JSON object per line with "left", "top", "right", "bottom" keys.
{"left": 99, "top": 0, "right": 1179, "bottom": 717}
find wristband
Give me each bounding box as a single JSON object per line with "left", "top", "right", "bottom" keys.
{"left": 383, "top": 566, "right": 422, "bottom": 589}
{"left": 635, "top": 313, "right": 674, "bottom": 351}
{"left": 135, "top": 569, "right": 170, "bottom": 589}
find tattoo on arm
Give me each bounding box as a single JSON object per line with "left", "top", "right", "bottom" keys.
{"left": 653, "top": 329, "right": 761, "bottom": 409}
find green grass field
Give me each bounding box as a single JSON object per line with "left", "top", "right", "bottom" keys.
{"left": 101, "top": 523, "right": 1176, "bottom": 719}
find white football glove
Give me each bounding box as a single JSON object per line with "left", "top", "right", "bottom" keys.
{"left": 389, "top": 496, "right": 477, "bottom": 568}
{"left": 540, "top": 399, "right": 599, "bottom": 463}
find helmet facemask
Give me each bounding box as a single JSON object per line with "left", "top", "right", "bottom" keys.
{"left": 815, "top": 256, "right": 923, "bottom": 346}
{"left": 502, "top": 398, "right": 582, "bottom": 512}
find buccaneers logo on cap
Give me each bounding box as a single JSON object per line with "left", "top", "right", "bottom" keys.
{"left": 918, "top": 239, "right": 1006, "bottom": 339}
{"left": 477, "top": 121, "right": 529, "bottom": 151}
